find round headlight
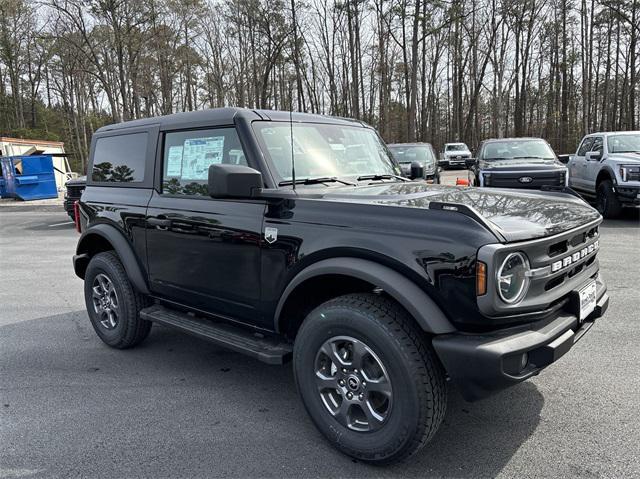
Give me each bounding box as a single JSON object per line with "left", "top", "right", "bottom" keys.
{"left": 497, "top": 252, "right": 530, "bottom": 304}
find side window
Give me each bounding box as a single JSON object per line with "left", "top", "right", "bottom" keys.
{"left": 576, "top": 137, "right": 593, "bottom": 156}
{"left": 92, "top": 132, "right": 148, "bottom": 183}
{"left": 577, "top": 138, "right": 593, "bottom": 157}
{"left": 162, "top": 128, "right": 247, "bottom": 196}
{"left": 591, "top": 137, "right": 603, "bottom": 153}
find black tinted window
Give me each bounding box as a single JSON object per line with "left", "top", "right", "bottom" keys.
{"left": 162, "top": 128, "right": 247, "bottom": 196}
{"left": 92, "top": 133, "right": 148, "bottom": 182}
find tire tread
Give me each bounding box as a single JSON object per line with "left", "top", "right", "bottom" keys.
{"left": 296, "top": 292, "right": 446, "bottom": 464}
{"left": 85, "top": 251, "right": 151, "bottom": 349}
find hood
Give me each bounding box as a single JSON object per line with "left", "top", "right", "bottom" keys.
{"left": 65, "top": 175, "right": 87, "bottom": 186}
{"left": 309, "top": 182, "right": 600, "bottom": 242}
{"left": 609, "top": 152, "right": 640, "bottom": 163}
{"left": 479, "top": 157, "right": 565, "bottom": 170}
{"left": 398, "top": 161, "right": 436, "bottom": 175}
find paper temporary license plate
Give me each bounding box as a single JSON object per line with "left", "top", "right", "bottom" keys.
{"left": 578, "top": 280, "right": 597, "bottom": 321}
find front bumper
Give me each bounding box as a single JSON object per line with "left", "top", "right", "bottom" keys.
{"left": 433, "top": 282, "right": 608, "bottom": 401}
{"left": 614, "top": 185, "right": 640, "bottom": 205}
{"left": 443, "top": 157, "right": 469, "bottom": 167}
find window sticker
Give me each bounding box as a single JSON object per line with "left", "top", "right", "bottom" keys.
{"left": 182, "top": 136, "right": 225, "bottom": 180}
{"left": 166, "top": 146, "right": 183, "bottom": 177}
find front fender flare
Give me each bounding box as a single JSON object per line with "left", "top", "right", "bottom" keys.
{"left": 274, "top": 257, "right": 455, "bottom": 334}
{"left": 597, "top": 164, "right": 617, "bottom": 185}
{"left": 74, "top": 223, "right": 150, "bottom": 295}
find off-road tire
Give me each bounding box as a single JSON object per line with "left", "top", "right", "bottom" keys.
{"left": 293, "top": 293, "right": 447, "bottom": 465}
{"left": 596, "top": 179, "right": 622, "bottom": 219}
{"left": 84, "top": 251, "right": 152, "bottom": 349}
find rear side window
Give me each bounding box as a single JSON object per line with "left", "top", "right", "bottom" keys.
{"left": 577, "top": 138, "right": 593, "bottom": 156}
{"left": 162, "top": 128, "right": 247, "bottom": 196}
{"left": 92, "top": 132, "right": 148, "bottom": 183}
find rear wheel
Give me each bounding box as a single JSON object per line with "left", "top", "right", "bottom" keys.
{"left": 596, "top": 179, "right": 622, "bottom": 219}
{"left": 84, "top": 251, "right": 151, "bottom": 349}
{"left": 293, "top": 293, "right": 446, "bottom": 464}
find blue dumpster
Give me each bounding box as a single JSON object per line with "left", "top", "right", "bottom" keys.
{"left": 0, "top": 155, "right": 58, "bottom": 201}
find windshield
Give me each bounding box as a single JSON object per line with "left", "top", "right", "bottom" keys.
{"left": 388, "top": 145, "right": 436, "bottom": 165}
{"left": 482, "top": 140, "right": 556, "bottom": 160}
{"left": 446, "top": 143, "right": 468, "bottom": 151}
{"left": 608, "top": 134, "right": 640, "bottom": 154}
{"left": 253, "top": 121, "right": 398, "bottom": 182}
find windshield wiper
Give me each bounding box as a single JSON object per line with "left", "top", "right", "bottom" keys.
{"left": 278, "top": 176, "right": 356, "bottom": 187}
{"left": 356, "top": 174, "right": 409, "bottom": 182}
{"left": 614, "top": 150, "right": 640, "bottom": 154}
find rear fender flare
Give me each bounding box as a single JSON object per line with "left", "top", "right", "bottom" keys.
{"left": 74, "top": 224, "right": 149, "bottom": 295}
{"left": 274, "top": 257, "right": 455, "bottom": 334}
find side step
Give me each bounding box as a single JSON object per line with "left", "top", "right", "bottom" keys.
{"left": 140, "top": 304, "right": 292, "bottom": 365}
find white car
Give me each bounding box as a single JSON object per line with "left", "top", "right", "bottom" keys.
{"left": 441, "top": 142, "right": 472, "bottom": 169}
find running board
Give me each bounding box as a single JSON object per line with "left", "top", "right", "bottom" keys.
{"left": 140, "top": 304, "right": 292, "bottom": 365}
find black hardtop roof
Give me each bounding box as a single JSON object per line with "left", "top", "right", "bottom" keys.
{"left": 95, "top": 107, "right": 367, "bottom": 133}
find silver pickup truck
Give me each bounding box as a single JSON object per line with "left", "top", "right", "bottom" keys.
{"left": 568, "top": 131, "right": 640, "bottom": 218}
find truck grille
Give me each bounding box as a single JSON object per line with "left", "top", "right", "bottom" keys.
{"left": 476, "top": 219, "right": 601, "bottom": 318}
{"left": 486, "top": 170, "right": 565, "bottom": 188}
{"left": 543, "top": 226, "right": 599, "bottom": 292}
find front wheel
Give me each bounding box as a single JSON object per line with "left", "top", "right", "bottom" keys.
{"left": 596, "top": 179, "right": 622, "bottom": 219}
{"left": 293, "top": 293, "right": 447, "bottom": 464}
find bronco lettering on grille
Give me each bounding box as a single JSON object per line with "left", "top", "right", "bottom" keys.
{"left": 550, "top": 240, "right": 599, "bottom": 273}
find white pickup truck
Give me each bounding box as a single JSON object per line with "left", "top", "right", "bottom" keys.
{"left": 567, "top": 131, "right": 640, "bottom": 218}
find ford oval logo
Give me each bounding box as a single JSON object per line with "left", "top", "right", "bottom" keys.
{"left": 518, "top": 176, "right": 533, "bottom": 183}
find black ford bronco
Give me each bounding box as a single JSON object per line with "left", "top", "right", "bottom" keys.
{"left": 74, "top": 108, "right": 609, "bottom": 464}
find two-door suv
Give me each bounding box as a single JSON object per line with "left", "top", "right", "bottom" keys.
{"left": 74, "top": 108, "right": 609, "bottom": 464}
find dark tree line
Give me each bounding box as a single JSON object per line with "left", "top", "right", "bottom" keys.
{"left": 0, "top": 0, "right": 638, "bottom": 172}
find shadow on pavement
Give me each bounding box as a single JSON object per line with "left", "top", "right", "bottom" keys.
{"left": 599, "top": 207, "right": 640, "bottom": 228}
{"left": 0, "top": 311, "right": 543, "bottom": 478}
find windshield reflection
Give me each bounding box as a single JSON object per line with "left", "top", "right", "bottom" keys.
{"left": 253, "top": 122, "right": 399, "bottom": 183}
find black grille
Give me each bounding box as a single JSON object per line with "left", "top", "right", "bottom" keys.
{"left": 486, "top": 171, "right": 565, "bottom": 188}
{"left": 549, "top": 226, "right": 597, "bottom": 257}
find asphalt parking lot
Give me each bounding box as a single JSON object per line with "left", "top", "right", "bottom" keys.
{"left": 1, "top": 191, "right": 639, "bottom": 478}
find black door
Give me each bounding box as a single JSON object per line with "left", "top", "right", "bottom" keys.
{"left": 145, "top": 127, "right": 266, "bottom": 325}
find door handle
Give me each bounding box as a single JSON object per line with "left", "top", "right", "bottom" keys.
{"left": 147, "top": 217, "right": 172, "bottom": 229}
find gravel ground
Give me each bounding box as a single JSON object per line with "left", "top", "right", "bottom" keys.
{"left": 0, "top": 197, "right": 638, "bottom": 479}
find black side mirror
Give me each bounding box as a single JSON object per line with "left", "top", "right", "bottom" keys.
{"left": 410, "top": 161, "right": 425, "bottom": 180}
{"left": 585, "top": 151, "right": 602, "bottom": 161}
{"left": 465, "top": 158, "right": 477, "bottom": 168}
{"left": 557, "top": 154, "right": 570, "bottom": 164}
{"left": 208, "top": 164, "right": 262, "bottom": 198}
